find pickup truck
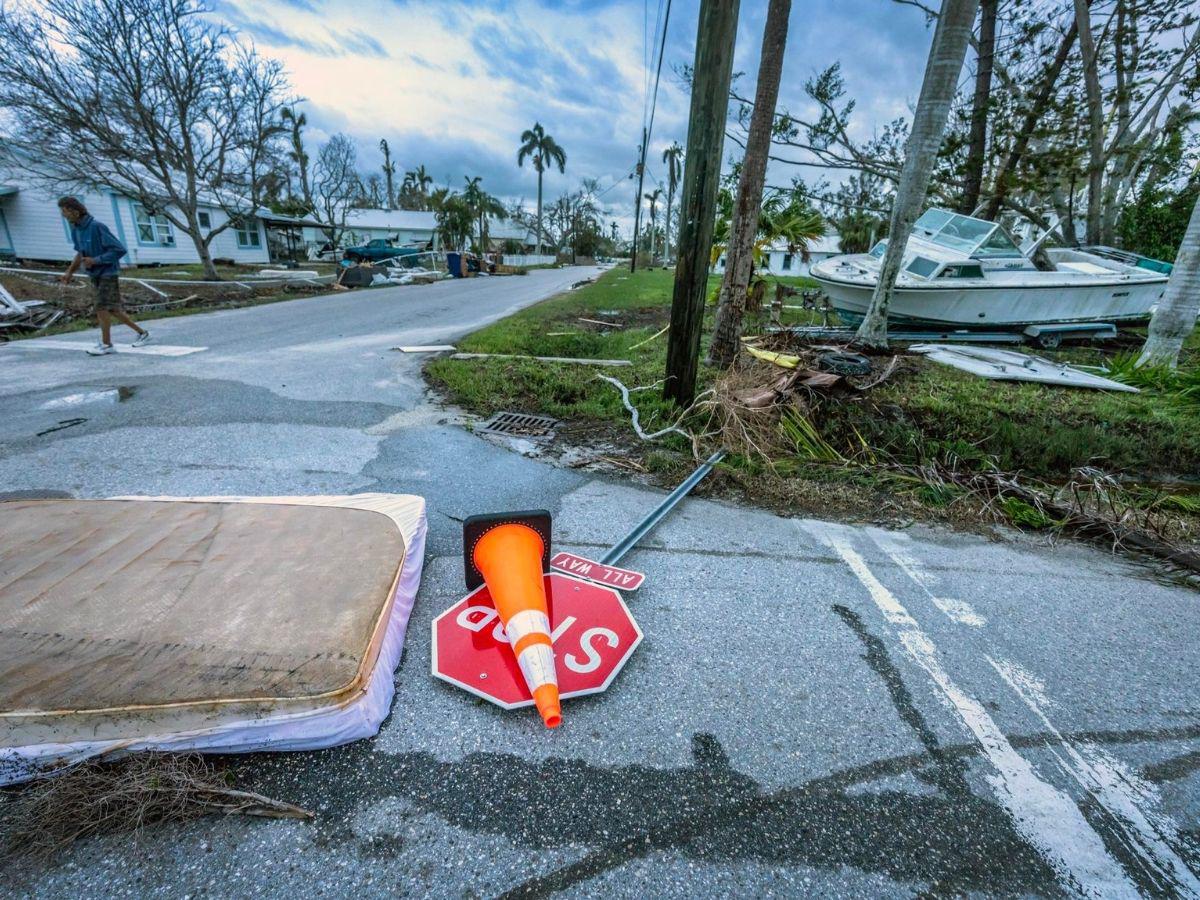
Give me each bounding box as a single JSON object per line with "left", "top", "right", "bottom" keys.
{"left": 343, "top": 239, "right": 422, "bottom": 264}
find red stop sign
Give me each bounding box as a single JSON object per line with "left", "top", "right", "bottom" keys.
{"left": 431, "top": 572, "right": 643, "bottom": 709}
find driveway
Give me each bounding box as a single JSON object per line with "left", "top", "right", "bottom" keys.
{"left": 1, "top": 267, "right": 1197, "bottom": 898}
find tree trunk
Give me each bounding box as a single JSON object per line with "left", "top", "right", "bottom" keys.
{"left": 1138, "top": 195, "right": 1200, "bottom": 368}
{"left": 856, "top": 0, "right": 981, "bottom": 348}
{"left": 707, "top": 0, "right": 791, "bottom": 368}
{"left": 1073, "top": 0, "right": 1104, "bottom": 246}
{"left": 186, "top": 210, "right": 220, "bottom": 280}
{"left": 536, "top": 168, "right": 544, "bottom": 255}
{"left": 959, "top": 0, "right": 996, "bottom": 214}
{"left": 665, "top": 185, "right": 674, "bottom": 263}
{"left": 983, "top": 16, "right": 1080, "bottom": 221}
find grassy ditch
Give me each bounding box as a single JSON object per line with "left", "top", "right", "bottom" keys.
{"left": 428, "top": 266, "right": 1200, "bottom": 551}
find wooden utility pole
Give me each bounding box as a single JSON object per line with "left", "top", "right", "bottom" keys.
{"left": 663, "top": 0, "right": 740, "bottom": 405}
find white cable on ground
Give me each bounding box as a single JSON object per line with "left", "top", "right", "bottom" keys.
{"left": 595, "top": 373, "right": 705, "bottom": 455}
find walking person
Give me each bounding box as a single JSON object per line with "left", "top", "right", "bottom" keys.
{"left": 57, "top": 196, "right": 150, "bottom": 355}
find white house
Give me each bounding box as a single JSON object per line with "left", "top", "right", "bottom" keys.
{"left": 0, "top": 169, "right": 270, "bottom": 267}
{"left": 713, "top": 232, "right": 844, "bottom": 277}
{"left": 303, "top": 208, "right": 439, "bottom": 249}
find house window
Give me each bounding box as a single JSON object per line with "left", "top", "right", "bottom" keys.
{"left": 717, "top": 255, "right": 726, "bottom": 267}
{"left": 197, "top": 211, "right": 212, "bottom": 229}
{"left": 132, "top": 204, "right": 175, "bottom": 246}
{"left": 235, "top": 219, "right": 261, "bottom": 249}
{"left": 782, "top": 253, "right": 794, "bottom": 271}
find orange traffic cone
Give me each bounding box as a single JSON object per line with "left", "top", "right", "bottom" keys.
{"left": 466, "top": 512, "right": 561, "bottom": 728}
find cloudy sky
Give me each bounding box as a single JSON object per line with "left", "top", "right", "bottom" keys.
{"left": 211, "top": 0, "right": 937, "bottom": 230}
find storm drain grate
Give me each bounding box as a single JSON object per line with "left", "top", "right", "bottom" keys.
{"left": 477, "top": 411, "right": 560, "bottom": 441}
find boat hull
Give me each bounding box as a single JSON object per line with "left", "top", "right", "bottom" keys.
{"left": 812, "top": 271, "right": 1166, "bottom": 328}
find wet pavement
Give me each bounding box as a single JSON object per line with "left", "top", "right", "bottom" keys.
{"left": 1, "top": 267, "right": 1197, "bottom": 898}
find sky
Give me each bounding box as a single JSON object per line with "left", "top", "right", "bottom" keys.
{"left": 211, "top": 0, "right": 938, "bottom": 232}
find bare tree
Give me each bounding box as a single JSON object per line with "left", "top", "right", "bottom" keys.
{"left": 0, "top": 0, "right": 292, "bottom": 280}
{"left": 708, "top": 0, "right": 791, "bottom": 367}
{"left": 856, "top": 0, "right": 981, "bottom": 347}
{"left": 312, "top": 134, "right": 361, "bottom": 248}
{"left": 1138, "top": 193, "right": 1200, "bottom": 368}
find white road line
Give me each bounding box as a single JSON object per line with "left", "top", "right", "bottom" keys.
{"left": 870, "top": 530, "right": 986, "bottom": 627}
{"left": 810, "top": 524, "right": 1139, "bottom": 898}
{"left": 11, "top": 340, "right": 206, "bottom": 357}
{"left": 990, "top": 657, "right": 1200, "bottom": 898}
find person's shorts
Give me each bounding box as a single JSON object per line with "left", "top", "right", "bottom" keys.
{"left": 91, "top": 276, "right": 124, "bottom": 312}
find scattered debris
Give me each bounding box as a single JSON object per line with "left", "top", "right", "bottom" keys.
{"left": 546, "top": 331, "right": 580, "bottom": 337}
{"left": 910, "top": 344, "right": 1140, "bottom": 392}
{"left": 595, "top": 374, "right": 710, "bottom": 455}
{"left": 253, "top": 269, "right": 321, "bottom": 279}
{"left": 0, "top": 753, "right": 311, "bottom": 862}
{"left": 745, "top": 346, "right": 801, "bottom": 369}
{"left": 393, "top": 345, "right": 457, "bottom": 353}
{"left": 936, "top": 467, "right": 1200, "bottom": 581}
{"left": 579, "top": 317, "right": 624, "bottom": 329}
{"left": 817, "top": 351, "right": 873, "bottom": 376}
{"left": 36, "top": 418, "right": 87, "bottom": 437}
{"left": 0, "top": 283, "right": 64, "bottom": 335}
{"left": 450, "top": 352, "right": 632, "bottom": 367}
{"left": 629, "top": 324, "right": 669, "bottom": 350}
{"left": 477, "top": 411, "right": 560, "bottom": 441}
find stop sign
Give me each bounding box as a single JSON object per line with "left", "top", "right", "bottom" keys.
{"left": 431, "top": 572, "right": 643, "bottom": 709}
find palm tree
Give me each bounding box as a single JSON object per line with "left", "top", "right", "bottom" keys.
{"left": 463, "top": 176, "right": 484, "bottom": 252}
{"left": 644, "top": 188, "right": 663, "bottom": 260}
{"left": 517, "top": 122, "right": 567, "bottom": 255}
{"left": 855, "top": 0, "right": 981, "bottom": 348}
{"left": 662, "top": 142, "right": 684, "bottom": 263}
{"left": 401, "top": 165, "right": 434, "bottom": 210}
{"left": 708, "top": 0, "right": 791, "bottom": 367}
{"left": 379, "top": 139, "right": 396, "bottom": 210}
{"left": 1138, "top": 192, "right": 1200, "bottom": 368}
{"left": 477, "top": 191, "right": 507, "bottom": 254}
{"left": 281, "top": 107, "right": 311, "bottom": 209}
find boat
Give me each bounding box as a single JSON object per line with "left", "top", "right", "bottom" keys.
{"left": 810, "top": 208, "right": 1171, "bottom": 330}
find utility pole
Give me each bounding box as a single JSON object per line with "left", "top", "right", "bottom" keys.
{"left": 630, "top": 130, "right": 648, "bottom": 272}
{"left": 663, "top": 0, "right": 740, "bottom": 406}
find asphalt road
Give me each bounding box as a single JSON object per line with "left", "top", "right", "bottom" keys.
{"left": 1, "top": 268, "right": 1198, "bottom": 898}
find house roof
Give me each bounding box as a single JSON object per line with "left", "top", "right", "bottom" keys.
{"left": 486, "top": 218, "right": 538, "bottom": 242}
{"left": 257, "top": 209, "right": 322, "bottom": 227}
{"left": 343, "top": 208, "right": 438, "bottom": 232}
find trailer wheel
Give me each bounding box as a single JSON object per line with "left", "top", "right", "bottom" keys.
{"left": 1034, "top": 333, "right": 1062, "bottom": 350}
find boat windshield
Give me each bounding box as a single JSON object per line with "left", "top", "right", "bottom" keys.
{"left": 913, "top": 209, "right": 1020, "bottom": 256}
{"left": 869, "top": 240, "right": 887, "bottom": 259}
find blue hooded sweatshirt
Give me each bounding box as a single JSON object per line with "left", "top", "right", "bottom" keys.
{"left": 70, "top": 214, "right": 128, "bottom": 279}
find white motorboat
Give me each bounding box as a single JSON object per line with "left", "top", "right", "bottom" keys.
{"left": 810, "top": 209, "right": 1171, "bottom": 330}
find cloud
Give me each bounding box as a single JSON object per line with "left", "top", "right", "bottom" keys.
{"left": 213, "top": 0, "right": 936, "bottom": 231}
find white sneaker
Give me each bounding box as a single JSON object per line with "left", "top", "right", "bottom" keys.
{"left": 131, "top": 331, "right": 151, "bottom": 348}
{"left": 86, "top": 343, "right": 115, "bottom": 356}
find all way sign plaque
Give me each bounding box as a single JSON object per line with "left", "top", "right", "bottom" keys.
{"left": 549, "top": 551, "right": 645, "bottom": 592}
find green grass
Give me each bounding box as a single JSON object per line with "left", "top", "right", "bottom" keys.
{"left": 430, "top": 266, "right": 1200, "bottom": 486}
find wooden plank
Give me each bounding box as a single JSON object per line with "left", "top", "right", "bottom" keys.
{"left": 450, "top": 352, "right": 632, "bottom": 367}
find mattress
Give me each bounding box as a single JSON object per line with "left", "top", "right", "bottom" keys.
{"left": 0, "top": 493, "right": 426, "bottom": 784}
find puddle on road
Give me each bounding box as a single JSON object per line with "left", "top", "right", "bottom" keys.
{"left": 39, "top": 386, "right": 136, "bottom": 410}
